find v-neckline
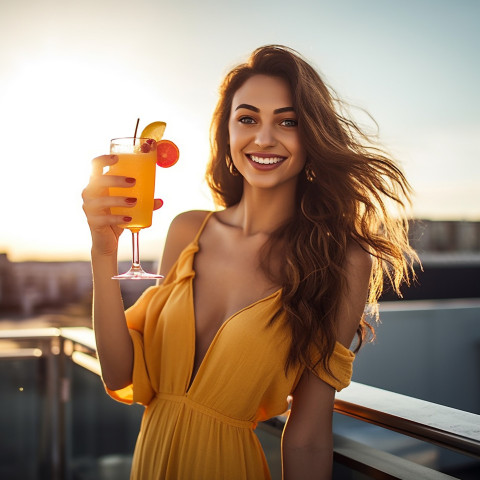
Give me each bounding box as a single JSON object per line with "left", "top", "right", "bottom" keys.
{"left": 184, "top": 211, "right": 282, "bottom": 393}
{"left": 186, "top": 285, "right": 281, "bottom": 394}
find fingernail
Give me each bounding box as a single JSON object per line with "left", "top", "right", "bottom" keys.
{"left": 125, "top": 177, "right": 135, "bottom": 184}
{"left": 110, "top": 155, "right": 118, "bottom": 160}
{"left": 123, "top": 216, "right": 132, "bottom": 222}
{"left": 125, "top": 197, "right": 137, "bottom": 204}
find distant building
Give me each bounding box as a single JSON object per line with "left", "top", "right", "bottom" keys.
{"left": 410, "top": 219, "right": 480, "bottom": 252}
{"left": 0, "top": 256, "right": 93, "bottom": 316}
{"left": 0, "top": 255, "right": 158, "bottom": 317}
{"left": 1, "top": 220, "right": 479, "bottom": 316}
{"left": 383, "top": 219, "right": 480, "bottom": 301}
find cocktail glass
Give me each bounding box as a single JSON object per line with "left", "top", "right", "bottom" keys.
{"left": 108, "top": 137, "right": 163, "bottom": 280}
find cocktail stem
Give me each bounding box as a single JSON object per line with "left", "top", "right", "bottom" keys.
{"left": 131, "top": 230, "right": 141, "bottom": 268}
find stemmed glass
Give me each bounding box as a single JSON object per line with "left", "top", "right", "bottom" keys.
{"left": 108, "top": 137, "right": 163, "bottom": 280}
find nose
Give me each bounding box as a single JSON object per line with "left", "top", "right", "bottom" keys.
{"left": 254, "top": 124, "right": 277, "bottom": 148}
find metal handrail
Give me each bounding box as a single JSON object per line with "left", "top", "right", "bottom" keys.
{"left": 335, "top": 382, "right": 480, "bottom": 459}
{"left": 1, "top": 326, "right": 479, "bottom": 478}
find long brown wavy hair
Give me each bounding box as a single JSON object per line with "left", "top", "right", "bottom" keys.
{"left": 206, "top": 45, "right": 418, "bottom": 374}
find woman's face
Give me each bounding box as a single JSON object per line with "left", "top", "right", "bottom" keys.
{"left": 228, "top": 74, "right": 306, "bottom": 191}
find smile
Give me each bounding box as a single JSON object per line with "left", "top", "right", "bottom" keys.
{"left": 248, "top": 154, "right": 286, "bottom": 165}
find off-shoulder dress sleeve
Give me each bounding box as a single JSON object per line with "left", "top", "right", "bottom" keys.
{"left": 105, "top": 285, "right": 160, "bottom": 405}
{"left": 310, "top": 341, "right": 355, "bottom": 392}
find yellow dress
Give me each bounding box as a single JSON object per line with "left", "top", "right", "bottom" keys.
{"left": 107, "top": 212, "right": 355, "bottom": 480}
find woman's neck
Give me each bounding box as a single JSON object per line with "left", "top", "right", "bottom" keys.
{"left": 224, "top": 181, "right": 297, "bottom": 236}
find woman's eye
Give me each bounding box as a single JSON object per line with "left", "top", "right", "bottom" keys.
{"left": 281, "top": 119, "right": 298, "bottom": 127}
{"left": 239, "top": 116, "right": 256, "bottom": 124}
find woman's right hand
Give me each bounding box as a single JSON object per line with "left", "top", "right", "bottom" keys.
{"left": 82, "top": 154, "right": 134, "bottom": 257}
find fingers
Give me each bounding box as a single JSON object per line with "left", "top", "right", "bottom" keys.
{"left": 91, "top": 154, "right": 118, "bottom": 177}
{"left": 83, "top": 175, "right": 136, "bottom": 200}
{"left": 82, "top": 154, "right": 135, "bottom": 203}
{"left": 83, "top": 195, "right": 133, "bottom": 232}
{"left": 84, "top": 155, "right": 162, "bottom": 235}
{"left": 83, "top": 153, "right": 139, "bottom": 230}
{"left": 83, "top": 194, "right": 136, "bottom": 216}
{"left": 88, "top": 155, "right": 135, "bottom": 192}
{"left": 86, "top": 212, "right": 131, "bottom": 230}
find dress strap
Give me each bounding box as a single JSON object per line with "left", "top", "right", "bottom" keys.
{"left": 192, "top": 211, "right": 215, "bottom": 244}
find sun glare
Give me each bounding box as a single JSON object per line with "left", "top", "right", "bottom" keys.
{"left": 1, "top": 51, "right": 213, "bottom": 261}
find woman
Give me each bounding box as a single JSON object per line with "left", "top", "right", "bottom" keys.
{"left": 82, "top": 45, "right": 416, "bottom": 479}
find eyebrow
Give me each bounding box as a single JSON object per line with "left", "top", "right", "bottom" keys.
{"left": 235, "top": 103, "right": 295, "bottom": 114}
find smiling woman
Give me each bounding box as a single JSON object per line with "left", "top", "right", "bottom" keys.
{"left": 81, "top": 45, "right": 418, "bottom": 480}
{"left": 228, "top": 74, "right": 306, "bottom": 190}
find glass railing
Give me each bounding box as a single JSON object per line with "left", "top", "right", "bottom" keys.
{"left": 1, "top": 326, "right": 479, "bottom": 479}
{"left": 0, "top": 327, "right": 143, "bottom": 480}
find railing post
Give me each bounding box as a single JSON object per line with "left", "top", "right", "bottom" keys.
{"left": 38, "top": 334, "right": 68, "bottom": 480}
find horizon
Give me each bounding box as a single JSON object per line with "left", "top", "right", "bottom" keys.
{"left": 2, "top": 217, "right": 480, "bottom": 263}
{"left": 1, "top": 0, "right": 479, "bottom": 262}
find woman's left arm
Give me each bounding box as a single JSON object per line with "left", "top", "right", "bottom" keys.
{"left": 282, "top": 243, "right": 372, "bottom": 480}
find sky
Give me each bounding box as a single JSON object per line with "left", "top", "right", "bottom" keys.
{"left": 0, "top": 0, "right": 479, "bottom": 262}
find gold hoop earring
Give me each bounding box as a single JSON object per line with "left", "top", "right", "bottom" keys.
{"left": 226, "top": 153, "right": 240, "bottom": 176}
{"left": 305, "top": 162, "right": 315, "bottom": 182}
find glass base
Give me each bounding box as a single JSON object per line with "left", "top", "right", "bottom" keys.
{"left": 112, "top": 264, "right": 164, "bottom": 280}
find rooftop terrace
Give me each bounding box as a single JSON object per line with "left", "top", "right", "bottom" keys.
{"left": 1, "top": 316, "right": 479, "bottom": 479}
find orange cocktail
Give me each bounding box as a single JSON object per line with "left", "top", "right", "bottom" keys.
{"left": 108, "top": 137, "right": 162, "bottom": 280}
{"left": 109, "top": 138, "right": 157, "bottom": 232}
{"left": 107, "top": 124, "right": 179, "bottom": 280}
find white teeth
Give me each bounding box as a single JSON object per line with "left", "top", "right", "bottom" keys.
{"left": 249, "top": 155, "right": 285, "bottom": 165}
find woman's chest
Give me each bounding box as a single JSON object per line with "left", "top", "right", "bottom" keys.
{"left": 192, "top": 235, "right": 278, "bottom": 351}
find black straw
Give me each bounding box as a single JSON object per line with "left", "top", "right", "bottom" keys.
{"left": 133, "top": 118, "right": 140, "bottom": 145}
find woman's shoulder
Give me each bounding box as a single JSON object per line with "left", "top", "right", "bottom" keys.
{"left": 167, "top": 210, "right": 211, "bottom": 242}
{"left": 345, "top": 240, "right": 373, "bottom": 275}
{"left": 170, "top": 209, "right": 212, "bottom": 232}
{"left": 167, "top": 209, "right": 213, "bottom": 249}
{"left": 160, "top": 210, "right": 212, "bottom": 274}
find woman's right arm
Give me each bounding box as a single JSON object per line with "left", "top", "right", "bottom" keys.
{"left": 82, "top": 154, "right": 138, "bottom": 390}
{"left": 82, "top": 154, "right": 206, "bottom": 389}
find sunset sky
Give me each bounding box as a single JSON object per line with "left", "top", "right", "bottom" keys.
{"left": 1, "top": 0, "right": 479, "bottom": 261}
